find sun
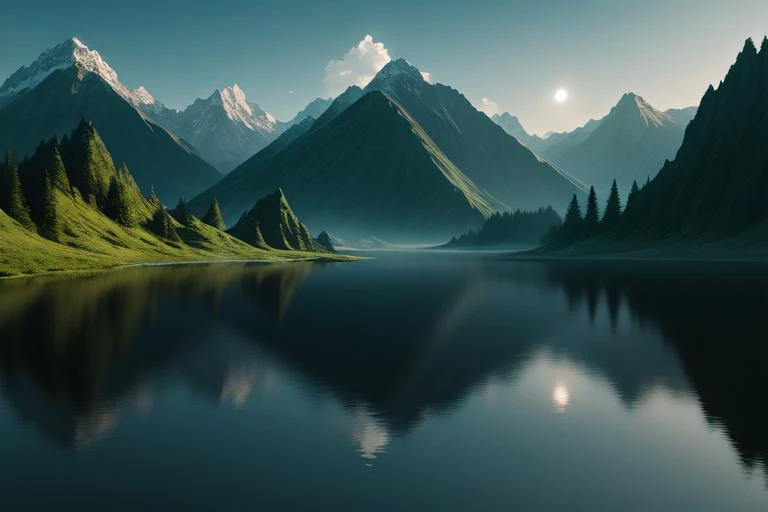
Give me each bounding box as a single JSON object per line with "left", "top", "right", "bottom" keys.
{"left": 555, "top": 88, "right": 569, "bottom": 103}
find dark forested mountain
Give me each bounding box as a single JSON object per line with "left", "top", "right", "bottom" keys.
{"left": 192, "top": 91, "right": 504, "bottom": 242}
{"left": 441, "top": 207, "right": 562, "bottom": 248}
{"left": 620, "top": 38, "right": 768, "bottom": 240}
{"left": 0, "top": 38, "right": 221, "bottom": 204}
{"left": 541, "top": 38, "right": 768, "bottom": 255}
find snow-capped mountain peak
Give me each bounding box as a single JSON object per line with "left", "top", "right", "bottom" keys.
{"left": 210, "top": 84, "right": 278, "bottom": 132}
{"left": 377, "top": 58, "right": 424, "bottom": 81}
{"left": 0, "top": 37, "right": 152, "bottom": 107}
{"left": 613, "top": 92, "right": 674, "bottom": 128}
{"left": 131, "top": 86, "right": 156, "bottom": 106}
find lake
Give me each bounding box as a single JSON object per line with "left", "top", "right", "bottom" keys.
{"left": 0, "top": 251, "right": 767, "bottom": 510}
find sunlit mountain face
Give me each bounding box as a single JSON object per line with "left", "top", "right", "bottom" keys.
{"left": 0, "top": 253, "right": 767, "bottom": 509}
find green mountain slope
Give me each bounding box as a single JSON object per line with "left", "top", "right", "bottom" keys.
{"left": 0, "top": 67, "right": 221, "bottom": 204}
{"left": 0, "top": 123, "right": 349, "bottom": 278}
{"left": 228, "top": 188, "right": 321, "bottom": 251}
{"left": 192, "top": 91, "right": 504, "bottom": 242}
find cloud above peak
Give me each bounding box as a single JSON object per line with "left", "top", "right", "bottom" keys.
{"left": 324, "top": 35, "right": 391, "bottom": 97}
{"left": 477, "top": 97, "right": 500, "bottom": 117}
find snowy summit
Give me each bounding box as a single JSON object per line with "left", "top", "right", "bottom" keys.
{"left": 0, "top": 37, "right": 151, "bottom": 107}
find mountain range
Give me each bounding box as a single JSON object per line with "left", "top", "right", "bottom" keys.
{"left": 141, "top": 85, "right": 282, "bottom": 173}
{"left": 0, "top": 38, "right": 222, "bottom": 204}
{"left": 190, "top": 59, "right": 584, "bottom": 242}
{"left": 0, "top": 37, "right": 335, "bottom": 198}
{"left": 493, "top": 94, "right": 697, "bottom": 195}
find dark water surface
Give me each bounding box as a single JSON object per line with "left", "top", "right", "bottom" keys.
{"left": 0, "top": 252, "right": 767, "bottom": 510}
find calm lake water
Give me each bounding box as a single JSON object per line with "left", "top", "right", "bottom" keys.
{"left": 0, "top": 251, "right": 767, "bottom": 510}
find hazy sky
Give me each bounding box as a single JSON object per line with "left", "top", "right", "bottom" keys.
{"left": 1, "top": 0, "right": 766, "bottom": 134}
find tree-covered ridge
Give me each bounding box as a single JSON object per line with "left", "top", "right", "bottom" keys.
{"left": 442, "top": 207, "right": 562, "bottom": 248}
{"left": 0, "top": 121, "right": 349, "bottom": 277}
{"left": 228, "top": 188, "right": 330, "bottom": 252}
{"left": 621, "top": 37, "right": 768, "bottom": 238}
{"left": 541, "top": 38, "right": 768, "bottom": 256}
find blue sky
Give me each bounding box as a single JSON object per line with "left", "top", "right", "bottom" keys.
{"left": 1, "top": 0, "right": 766, "bottom": 134}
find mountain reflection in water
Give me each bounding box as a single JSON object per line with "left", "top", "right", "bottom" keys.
{"left": 0, "top": 253, "right": 767, "bottom": 509}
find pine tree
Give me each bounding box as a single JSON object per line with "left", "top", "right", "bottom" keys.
{"left": 584, "top": 186, "right": 599, "bottom": 237}
{"left": 543, "top": 194, "right": 584, "bottom": 246}
{"left": 104, "top": 175, "right": 135, "bottom": 227}
{"left": 201, "top": 197, "right": 225, "bottom": 230}
{"left": 46, "top": 141, "right": 71, "bottom": 193}
{"left": 170, "top": 198, "right": 192, "bottom": 225}
{"left": 148, "top": 206, "right": 180, "bottom": 241}
{"left": 39, "top": 175, "right": 61, "bottom": 241}
{"left": 61, "top": 119, "right": 117, "bottom": 207}
{"left": 148, "top": 185, "right": 161, "bottom": 209}
{"left": 563, "top": 194, "right": 583, "bottom": 235}
{"left": 0, "top": 152, "right": 35, "bottom": 229}
{"left": 601, "top": 179, "right": 622, "bottom": 232}
{"left": 626, "top": 180, "right": 640, "bottom": 210}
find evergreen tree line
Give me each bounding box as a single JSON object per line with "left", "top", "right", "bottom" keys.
{"left": 447, "top": 206, "right": 562, "bottom": 247}
{"left": 543, "top": 178, "right": 643, "bottom": 247}
{"left": 0, "top": 119, "right": 229, "bottom": 243}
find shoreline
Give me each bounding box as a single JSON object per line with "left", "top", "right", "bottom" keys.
{"left": 0, "top": 253, "right": 359, "bottom": 282}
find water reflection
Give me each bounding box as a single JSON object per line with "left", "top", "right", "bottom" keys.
{"left": 552, "top": 384, "right": 570, "bottom": 412}
{"left": 0, "top": 254, "right": 766, "bottom": 482}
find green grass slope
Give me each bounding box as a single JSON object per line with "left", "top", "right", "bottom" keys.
{"left": 1, "top": 196, "right": 350, "bottom": 278}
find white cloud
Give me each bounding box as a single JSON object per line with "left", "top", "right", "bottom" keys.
{"left": 477, "top": 97, "right": 500, "bottom": 117}
{"left": 324, "top": 35, "right": 391, "bottom": 97}
{"left": 420, "top": 71, "right": 432, "bottom": 83}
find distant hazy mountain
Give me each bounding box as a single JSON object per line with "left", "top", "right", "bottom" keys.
{"left": 284, "top": 97, "right": 332, "bottom": 127}
{"left": 492, "top": 113, "right": 601, "bottom": 155}
{"left": 490, "top": 113, "right": 542, "bottom": 150}
{"left": 620, "top": 38, "right": 768, "bottom": 240}
{"left": 0, "top": 38, "right": 221, "bottom": 204}
{"left": 143, "top": 85, "right": 281, "bottom": 173}
{"left": 493, "top": 94, "right": 696, "bottom": 195}
{"left": 192, "top": 91, "right": 504, "bottom": 243}
{"left": 311, "top": 86, "right": 365, "bottom": 129}
{"left": 664, "top": 106, "right": 698, "bottom": 125}
{"left": 358, "top": 59, "right": 583, "bottom": 210}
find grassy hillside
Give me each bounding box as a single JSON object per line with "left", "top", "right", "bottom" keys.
{"left": 0, "top": 123, "right": 352, "bottom": 279}
{"left": 0, "top": 199, "right": 348, "bottom": 278}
